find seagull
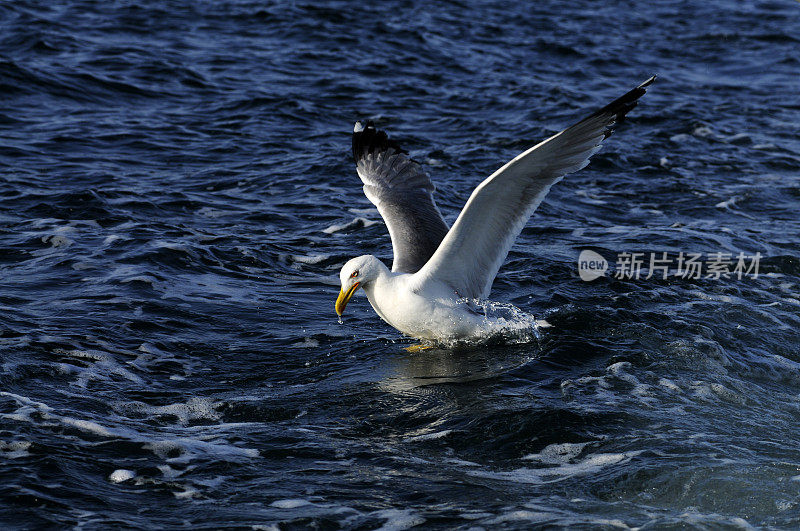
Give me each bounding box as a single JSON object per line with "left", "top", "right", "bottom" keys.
{"left": 335, "top": 76, "right": 655, "bottom": 342}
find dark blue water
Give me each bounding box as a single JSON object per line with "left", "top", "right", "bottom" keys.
{"left": 2, "top": 0, "right": 800, "bottom": 528}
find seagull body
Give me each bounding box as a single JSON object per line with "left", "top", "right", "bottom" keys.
{"left": 336, "top": 77, "right": 655, "bottom": 342}
{"left": 357, "top": 262, "right": 488, "bottom": 340}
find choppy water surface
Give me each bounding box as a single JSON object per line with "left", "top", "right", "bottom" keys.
{"left": 2, "top": 0, "right": 800, "bottom": 528}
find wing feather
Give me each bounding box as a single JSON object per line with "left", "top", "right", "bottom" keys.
{"left": 415, "top": 76, "right": 656, "bottom": 299}
{"left": 352, "top": 121, "right": 449, "bottom": 274}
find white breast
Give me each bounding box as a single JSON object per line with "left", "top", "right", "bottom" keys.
{"left": 363, "top": 274, "right": 487, "bottom": 341}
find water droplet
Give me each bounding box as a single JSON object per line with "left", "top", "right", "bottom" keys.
{"left": 337, "top": 316, "right": 343, "bottom": 325}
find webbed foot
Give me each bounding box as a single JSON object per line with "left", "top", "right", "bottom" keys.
{"left": 405, "top": 343, "right": 434, "bottom": 353}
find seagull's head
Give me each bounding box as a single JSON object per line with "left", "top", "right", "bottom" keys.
{"left": 336, "top": 255, "right": 381, "bottom": 316}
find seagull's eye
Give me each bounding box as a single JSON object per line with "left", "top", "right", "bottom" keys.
{"left": 350, "top": 270, "right": 359, "bottom": 278}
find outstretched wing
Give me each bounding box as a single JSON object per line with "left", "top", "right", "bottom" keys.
{"left": 352, "top": 121, "right": 449, "bottom": 274}
{"left": 416, "top": 76, "right": 656, "bottom": 299}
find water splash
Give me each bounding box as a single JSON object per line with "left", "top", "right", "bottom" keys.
{"left": 426, "top": 299, "right": 543, "bottom": 349}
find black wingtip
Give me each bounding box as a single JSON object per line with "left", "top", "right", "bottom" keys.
{"left": 640, "top": 74, "right": 657, "bottom": 88}
{"left": 352, "top": 120, "right": 407, "bottom": 164}
{"left": 591, "top": 75, "right": 656, "bottom": 138}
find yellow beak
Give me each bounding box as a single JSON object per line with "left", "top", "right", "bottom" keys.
{"left": 335, "top": 282, "right": 360, "bottom": 316}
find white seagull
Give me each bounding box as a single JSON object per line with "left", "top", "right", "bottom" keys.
{"left": 335, "top": 76, "right": 655, "bottom": 342}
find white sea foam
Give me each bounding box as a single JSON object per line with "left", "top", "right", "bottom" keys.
{"left": 52, "top": 348, "right": 145, "bottom": 389}
{"left": 173, "top": 486, "right": 201, "bottom": 499}
{"left": 693, "top": 125, "right": 713, "bottom": 137}
{"left": 523, "top": 442, "right": 590, "bottom": 463}
{"left": 459, "top": 511, "right": 494, "bottom": 520}
{"left": 41, "top": 234, "right": 74, "bottom": 248}
{"left": 147, "top": 437, "right": 260, "bottom": 463}
{"left": 109, "top": 469, "right": 136, "bottom": 483}
{"left": 688, "top": 381, "right": 746, "bottom": 405}
{"left": 323, "top": 217, "right": 381, "bottom": 234}
{"left": 270, "top": 499, "right": 313, "bottom": 509}
{"left": 61, "top": 417, "right": 113, "bottom": 436}
{"left": 120, "top": 275, "right": 160, "bottom": 286}
{"left": 290, "top": 253, "right": 329, "bottom": 265}
{"left": 116, "top": 396, "right": 222, "bottom": 425}
{"left": 196, "top": 206, "right": 239, "bottom": 218}
{"left": 574, "top": 189, "right": 608, "bottom": 204}
{"left": 715, "top": 196, "right": 740, "bottom": 209}
{"left": 404, "top": 429, "right": 452, "bottom": 442}
{"left": 292, "top": 337, "right": 320, "bottom": 348}
{"left": 0, "top": 440, "right": 32, "bottom": 459}
{"left": 347, "top": 207, "right": 379, "bottom": 215}
{"left": 371, "top": 509, "right": 426, "bottom": 531}
{"left": 658, "top": 377, "right": 682, "bottom": 392}
{"left": 467, "top": 450, "right": 642, "bottom": 484}
{"left": 152, "top": 240, "right": 195, "bottom": 253}
{"left": 0, "top": 392, "right": 259, "bottom": 464}
{"left": 444, "top": 457, "right": 482, "bottom": 467}
{"left": 487, "top": 510, "right": 556, "bottom": 524}
{"left": 674, "top": 509, "right": 754, "bottom": 529}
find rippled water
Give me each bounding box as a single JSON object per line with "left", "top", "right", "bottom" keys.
{"left": 2, "top": 0, "right": 800, "bottom": 528}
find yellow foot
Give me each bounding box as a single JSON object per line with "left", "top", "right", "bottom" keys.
{"left": 405, "top": 343, "right": 434, "bottom": 353}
